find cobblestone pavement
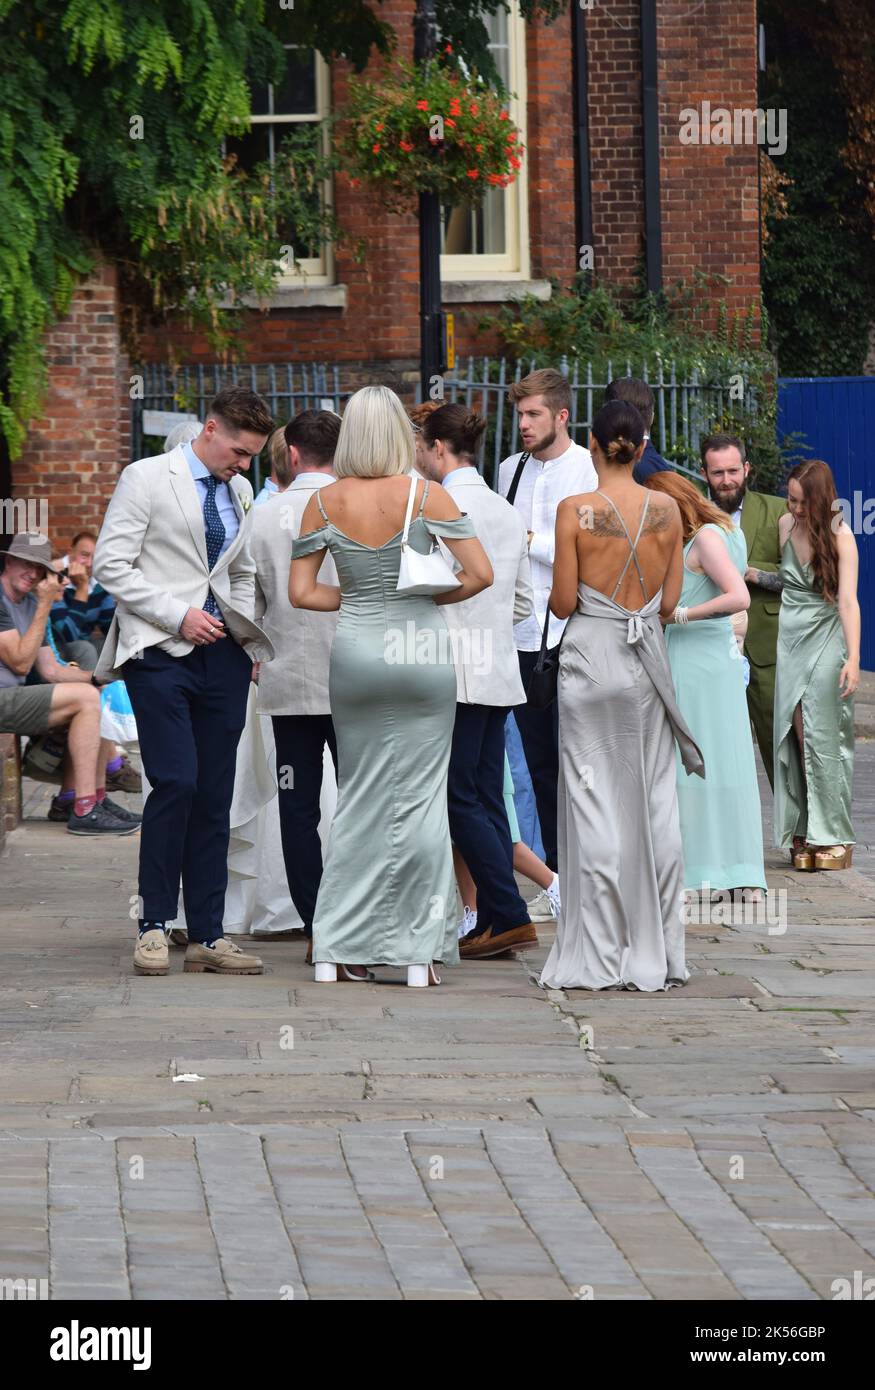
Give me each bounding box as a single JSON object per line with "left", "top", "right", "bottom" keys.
{"left": 1, "top": 745, "right": 874, "bottom": 1301}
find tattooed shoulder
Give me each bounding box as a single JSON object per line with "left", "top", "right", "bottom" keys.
{"left": 641, "top": 505, "right": 673, "bottom": 535}
{"left": 585, "top": 507, "right": 626, "bottom": 536}
{"left": 581, "top": 502, "right": 674, "bottom": 536}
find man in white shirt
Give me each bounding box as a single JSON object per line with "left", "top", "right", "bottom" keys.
{"left": 250, "top": 410, "right": 341, "bottom": 961}
{"left": 418, "top": 403, "right": 537, "bottom": 959}
{"left": 254, "top": 426, "right": 294, "bottom": 506}
{"left": 497, "top": 369, "right": 598, "bottom": 871}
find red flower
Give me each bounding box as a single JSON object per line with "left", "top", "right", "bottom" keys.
{"left": 469, "top": 102, "right": 479, "bottom": 116}
{"left": 449, "top": 101, "right": 461, "bottom": 115}
{"left": 475, "top": 143, "right": 483, "bottom": 152}
{"left": 445, "top": 118, "right": 456, "bottom": 128}
{"left": 372, "top": 143, "right": 381, "bottom": 153}
{"left": 487, "top": 174, "right": 503, "bottom": 185}
{"left": 416, "top": 99, "right": 429, "bottom": 110}
{"left": 399, "top": 139, "right": 414, "bottom": 152}
{"left": 509, "top": 154, "right": 521, "bottom": 169}
{"left": 499, "top": 110, "right": 509, "bottom": 120}
{"left": 444, "top": 42, "right": 453, "bottom": 54}
{"left": 466, "top": 168, "right": 479, "bottom": 179}
{"left": 375, "top": 122, "right": 384, "bottom": 132}
{"left": 507, "top": 131, "right": 517, "bottom": 144}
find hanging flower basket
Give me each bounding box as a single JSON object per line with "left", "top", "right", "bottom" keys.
{"left": 336, "top": 58, "right": 524, "bottom": 211}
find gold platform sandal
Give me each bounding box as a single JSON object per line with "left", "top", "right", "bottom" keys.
{"left": 813, "top": 844, "right": 853, "bottom": 871}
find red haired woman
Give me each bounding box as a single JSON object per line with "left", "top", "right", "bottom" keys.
{"left": 775, "top": 460, "right": 860, "bottom": 870}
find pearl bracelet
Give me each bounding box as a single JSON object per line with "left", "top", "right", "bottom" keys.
{"left": 673, "top": 606, "right": 690, "bottom": 624}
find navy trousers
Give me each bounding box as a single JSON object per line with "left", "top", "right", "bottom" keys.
{"left": 272, "top": 714, "right": 338, "bottom": 938}
{"left": 122, "top": 639, "right": 251, "bottom": 942}
{"left": 447, "top": 703, "right": 531, "bottom": 936}
{"left": 514, "top": 649, "right": 559, "bottom": 871}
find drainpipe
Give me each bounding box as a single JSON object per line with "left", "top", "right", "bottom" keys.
{"left": 572, "top": 3, "right": 594, "bottom": 289}
{"left": 640, "top": 0, "right": 663, "bottom": 295}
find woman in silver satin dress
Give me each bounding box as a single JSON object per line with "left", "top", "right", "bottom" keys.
{"left": 290, "top": 386, "right": 493, "bottom": 985}
{"left": 540, "top": 401, "right": 704, "bottom": 993}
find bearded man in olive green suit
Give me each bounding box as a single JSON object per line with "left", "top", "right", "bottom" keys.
{"left": 701, "top": 434, "right": 786, "bottom": 789}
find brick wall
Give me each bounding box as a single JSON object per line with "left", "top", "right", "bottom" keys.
{"left": 657, "top": 1, "right": 761, "bottom": 333}
{"left": 587, "top": 0, "right": 647, "bottom": 287}
{"left": 13, "top": 263, "right": 130, "bottom": 549}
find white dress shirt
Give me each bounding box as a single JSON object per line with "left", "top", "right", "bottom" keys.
{"left": 182, "top": 440, "right": 239, "bottom": 561}
{"left": 497, "top": 440, "right": 597, "bottom": 650}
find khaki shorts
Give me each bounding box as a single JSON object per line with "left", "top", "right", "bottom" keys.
{"left": 0, "top": 683, "right": 54, "bottom": 735}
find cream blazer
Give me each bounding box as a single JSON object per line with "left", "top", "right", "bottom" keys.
{"left": 441, "top": 470, "right": 533, "bottom": 706}
{"left": 93, "top": 446, "right": 273, "bottom": 680}
{"left": 250, "top": 475, "right": 339, "bottom": 717}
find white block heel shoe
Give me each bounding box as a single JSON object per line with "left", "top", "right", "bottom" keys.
{"left": 407, "top": 965, "right": 429, "bottom": 988}
{"left": 314, "top": 963, "right": 337, "bottom": 983}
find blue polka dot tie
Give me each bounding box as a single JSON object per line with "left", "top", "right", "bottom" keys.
{"left": 202, "top": 477, "right": 225, "bottom": 617}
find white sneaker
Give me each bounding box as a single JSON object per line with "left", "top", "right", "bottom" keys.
{"left": 528, "top": 875, "right": 560, "bottom": 922}
{"left": 458, "top": 906, "right": 478, "bottom": 939}
{"left": 546, "top": 875, "right": 561, "bottom": 919}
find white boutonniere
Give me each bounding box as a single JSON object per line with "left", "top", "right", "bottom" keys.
{"left": 241, "top": 494, "right": 252, "bottom": 515}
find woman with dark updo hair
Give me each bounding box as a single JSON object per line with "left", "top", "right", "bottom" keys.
{"left": 539, "top": 400, "right": 704, "bottom": 992}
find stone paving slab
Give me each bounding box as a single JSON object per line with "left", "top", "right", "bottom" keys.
{"left": 1, "top": 748, "right": 874, "bottom": 1299}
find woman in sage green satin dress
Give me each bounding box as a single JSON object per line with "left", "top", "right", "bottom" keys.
{"left": 774, "top": 460, "right": 860, "bottom": 871}
{"left": 289, "top": 386, "right": 493, "bottom": 984}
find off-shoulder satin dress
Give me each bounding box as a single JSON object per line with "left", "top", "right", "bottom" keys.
{"left": 291, "top": 481, "right": 477, "bottom": 967}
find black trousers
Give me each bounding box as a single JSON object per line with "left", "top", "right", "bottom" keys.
{"left": 272, "top": 714, "right": 338, "bottom": 938}
{"left": 513, "top": 649, "right": 559, "bottom": 871}
{"left": 447, "top": 703, "right": 530, "bottom": 935}
{"left": 122, "top": 639, "right": 251, "bottom": 942}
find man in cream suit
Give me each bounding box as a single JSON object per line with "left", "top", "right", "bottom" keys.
{"left": 250, "top": 410, "right": 341, "bottom": 963}
{"left": 419, "top": 403, "right": 537, "bottom": 960}
{"left": 94, "top": 386, "right": 274, "bottom": 978}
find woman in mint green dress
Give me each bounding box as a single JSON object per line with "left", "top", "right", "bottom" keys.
{"left": 645, "top": 473, "right": 766, "bottom": 894}
{"left": 774, "top": 460, "right": 860, "bottom": 871}
{"left": 290, "top": 386, "right": 493, "bottom": 985}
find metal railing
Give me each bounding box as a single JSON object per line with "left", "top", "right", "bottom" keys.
{"left": 437, "top": 356, "right": 760, "bottom": 484}
{"left": 134, "top": 356, "right": 758, "bottom": 489}
{"left": 132, "top": 362, "right": 353, "bottom": 490}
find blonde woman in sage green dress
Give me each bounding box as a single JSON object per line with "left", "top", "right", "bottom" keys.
{"left": 290, "top": 386, "right": 493, "bottom": 985}
{"left": 774, "top": 460, "right": 860, "bottom": 871}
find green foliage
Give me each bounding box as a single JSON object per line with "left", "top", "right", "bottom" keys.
{"left": 479, "top": 275, "right": 787, "bottom": 491}
{"left": 433, "top": 1, "right": 564, "bottom": 89}
{"left": 759, "top": 4, "right": 875, "bottom": 376}
{"left": 0, "top": 0, "right": 563, "bottom": 458}
{"left": 336, "top": 59, "right": 523, "bottom": 211}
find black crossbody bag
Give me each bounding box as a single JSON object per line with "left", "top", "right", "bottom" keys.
{"left": 504, "top": 452, "right": 563, "bottom": 709}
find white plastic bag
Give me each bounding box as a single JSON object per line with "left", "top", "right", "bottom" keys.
{"left": 99, "top": 680, "right": 139, "bottom": 744}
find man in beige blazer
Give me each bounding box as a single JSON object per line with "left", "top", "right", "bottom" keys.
{"left": 93, "top": 386, "right": 274, "bottom": 978}
{"left": 418, "top": 403, "right": 537, "bottom": 960}
{"left": 250, "top": 410, "right": 341, "bottom": 961}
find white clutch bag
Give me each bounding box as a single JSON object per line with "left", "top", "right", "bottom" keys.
{"left": 396, "top": 473, "right": 462, "bottom": 596}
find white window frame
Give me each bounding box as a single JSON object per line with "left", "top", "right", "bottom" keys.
{"left": 440, "top": 3, "right": 530, "bottom": 281}
{"left": 248, "top": 46, "right": 334, "bottom": 286}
